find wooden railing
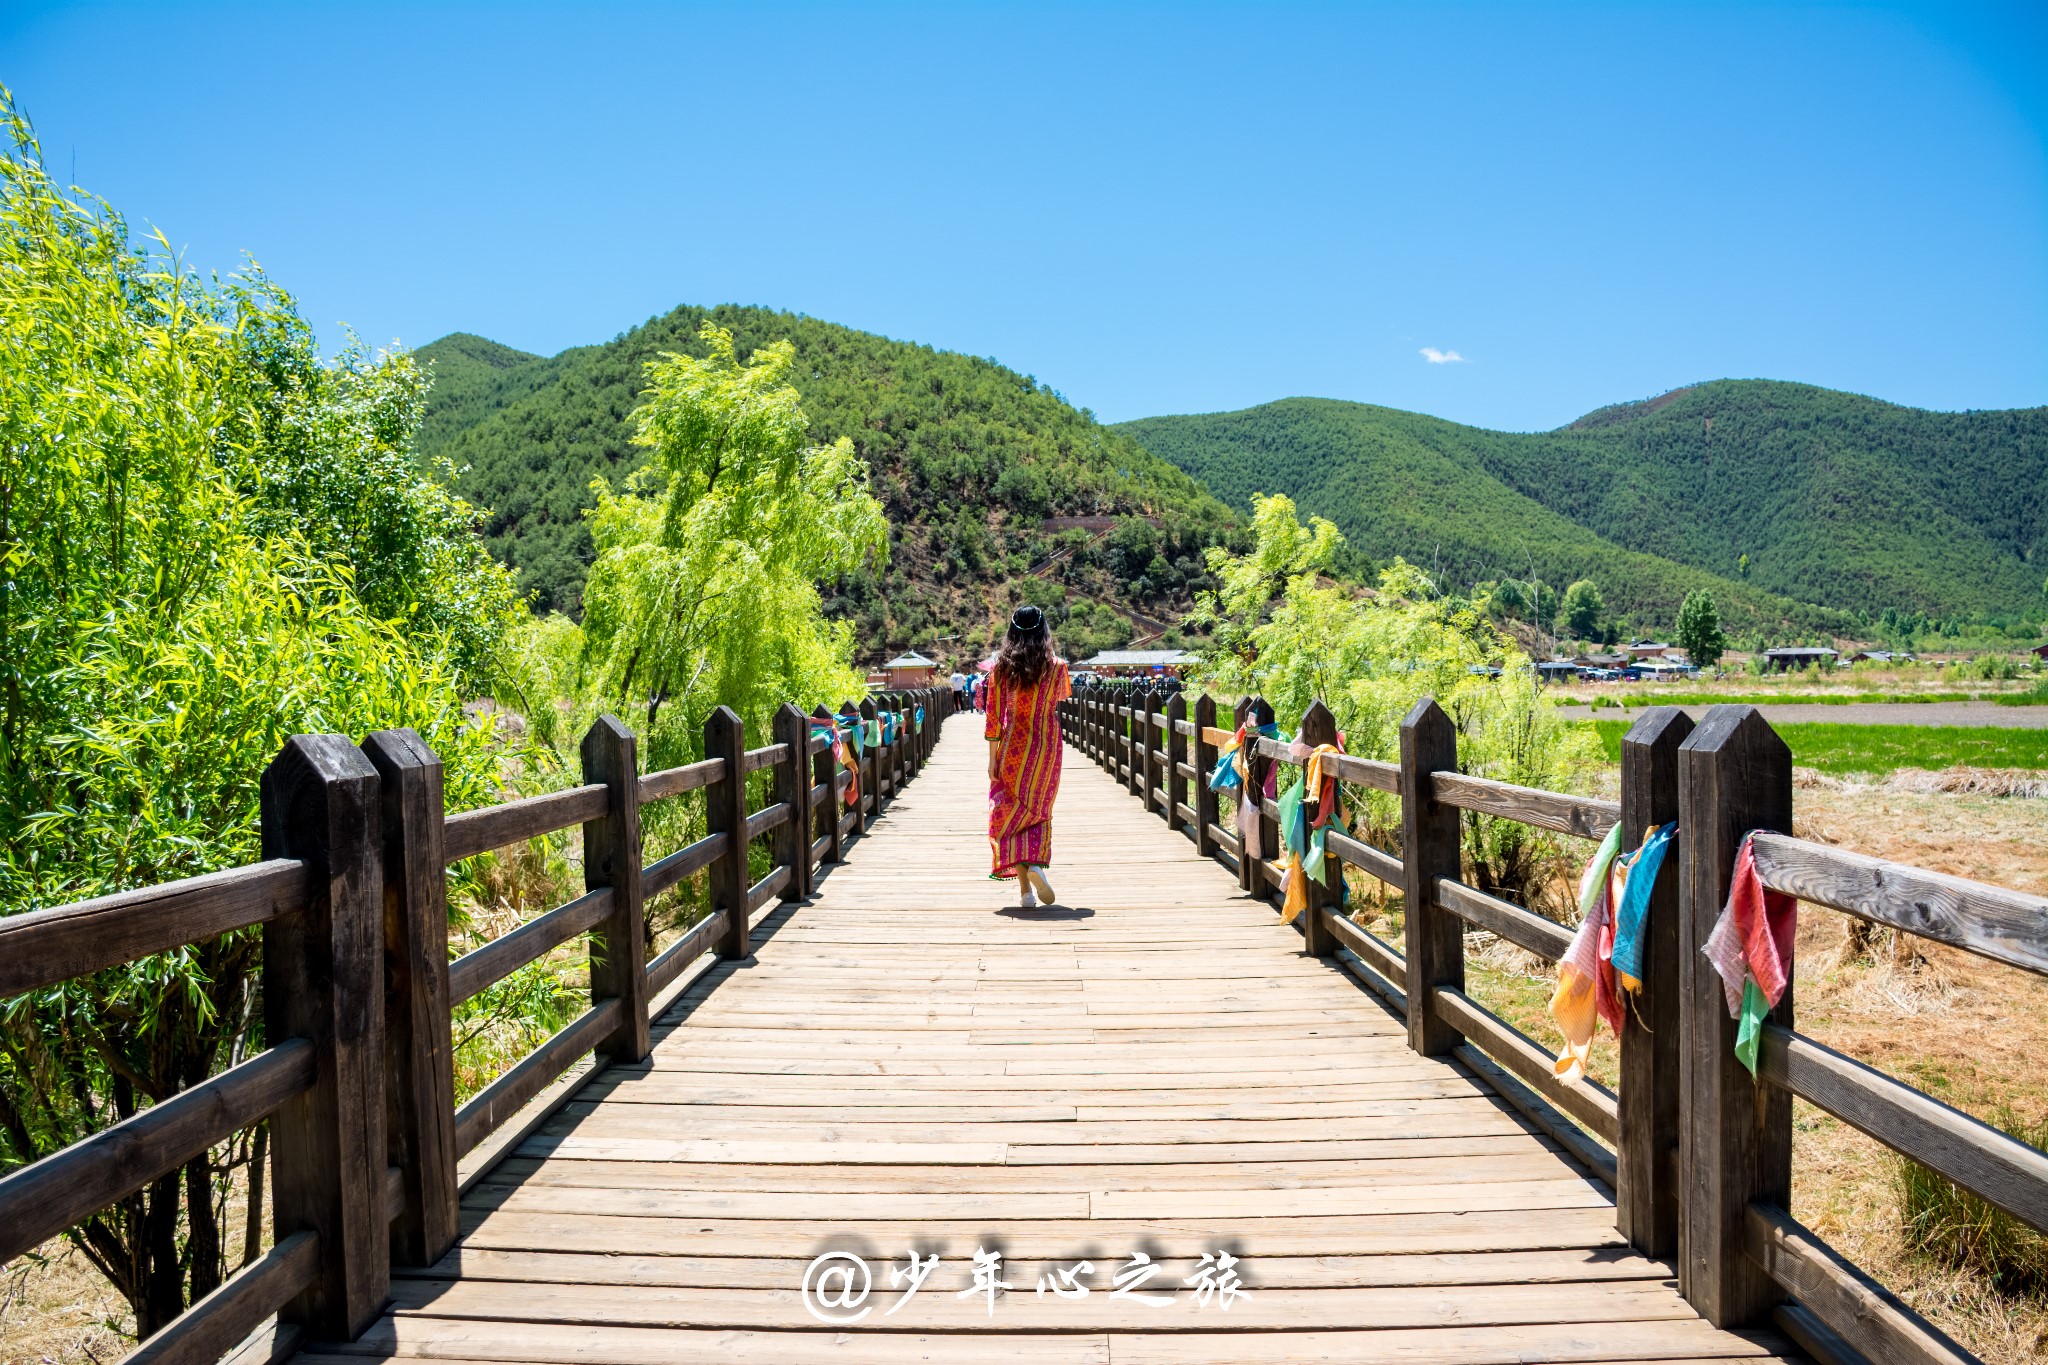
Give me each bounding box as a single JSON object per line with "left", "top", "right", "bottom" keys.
{"left": 0, "top": 687, "right": 950, "bottom": 1364}
{"left": 1063, "top": 682, "right": 2047, "bottom": 1365}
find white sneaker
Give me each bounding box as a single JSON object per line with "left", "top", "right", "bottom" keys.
{"left": 1028, "top": 866, "right": 1056, "bottom": 905}
{"left": 1017, "top": 879, "right": 1036, "bottom": 909}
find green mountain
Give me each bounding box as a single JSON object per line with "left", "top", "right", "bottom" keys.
{"left": 1118, "top": 383, "right": 2048, "bottom": 637}
{"left": 415, "top": 307, "right": 1236, "bottom": 661}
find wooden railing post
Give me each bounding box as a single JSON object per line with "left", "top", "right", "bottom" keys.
{"left": 812, "top": 704, "right": 844, "bottom": 866}
{"left": 1249, "top": 696, "right": 1277, "bottom": 902}
{"left": 1232, "top": 698, "right": 1254, "bottom": 893}
{"left": 1193, "top": 694, "right": 1218, "bottom": 858}
{"left": 581, "top": 715, "right": 650, "bottom": 1062}
{"left": 773, "top": 702, "right": 809, "bottom": 902}
{"left": 859, "top": 697, "right": 882, "bottom": 817}
{"left": 705, "top": 706, "right": 752, "bottom": 961}
{"left": 359, "top": 728, "right": 458, "bottom": 1270}
{"left": 1124, "top": 692, "right": 1141, "bottom": 797}
{"left": 1399, "top": 697, "right": 1464, "bottom": 1056}
{"left": 1677, "top": 705, "right": 1793, "bottom": 1326}
{"left": 1138, "top": 688, "right": 1160, "bottom": 817}
{"left": 1616, "top": 705, "right": 1694, "bottom": 1258}
{"left": 840, "top": 701, "right": 867, "bottom": 836}
{"left": 1165, "top": 692, "right": 1188, "bottom": 838}
{"left": 1299, "top": 699, "right": 1339, "bottom": 958}
{"left": 259, "top": 735, "right": 389, "bottom": 1339}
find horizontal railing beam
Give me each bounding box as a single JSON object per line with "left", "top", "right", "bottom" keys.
{"left": 447, "top": 888, "right": 613, "bottom": 1007}
{"left": 444, "top": 785, "right": 607, "bottom": 863}
{"left": 638, "top": 758, "right": 724, "bottom": 804}
{"left": 642, "top": 831, "right": 729, "bottom": 901}
{"left": 1749, "top": 830, "right": 2048, "bottom": 977}
{"left": 0, "top": 1039, "right": 315, "bottom": 1265}
{"left": 1759, "top": 1023, "right": 2048, "bottom": 1232}
{"left": 1435, "top": 877, "right": 1574, "bottom": 961}
{"left": 0, "top": 860, "right": 309, "bottom": 998}
{"left": 1431, "top": 771, "right": 1619, "bottom": 840}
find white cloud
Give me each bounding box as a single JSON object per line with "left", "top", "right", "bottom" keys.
{"left": 1420, "top": 347, "right": 1467, "bottom": 364}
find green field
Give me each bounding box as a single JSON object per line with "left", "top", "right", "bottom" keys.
{"left": 1583, "top": 721, "right": 2048, "bottom": 775}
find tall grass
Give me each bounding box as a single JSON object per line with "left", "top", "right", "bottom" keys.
{"left": 1893, "top": 1110, "right": 2048, "bottom": 1297}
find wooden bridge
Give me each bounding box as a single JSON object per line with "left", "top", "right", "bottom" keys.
{"left": 4, "top": 682, "right": 2046, "bottom": 1365}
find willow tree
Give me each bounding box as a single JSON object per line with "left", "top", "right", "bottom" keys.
{"left": 0, "top": 89, "right": 517, "bottom": 1337}
{"left": 505, "top": 321, "right": 886, "bottom": 779}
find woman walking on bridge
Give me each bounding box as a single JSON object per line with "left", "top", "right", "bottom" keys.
{"left": 985, "top": 604, "right": 1071, "bottom": 908}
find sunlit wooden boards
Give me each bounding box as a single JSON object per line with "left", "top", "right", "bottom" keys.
{"left": 315, "top": 715, "right": 1794, "bottom": 1364}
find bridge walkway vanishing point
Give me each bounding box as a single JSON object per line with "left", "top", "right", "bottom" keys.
{"left": 310, "top": 714, "right": 1799, "bottom": 1365}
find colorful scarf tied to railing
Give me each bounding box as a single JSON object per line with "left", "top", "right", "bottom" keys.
{"left": 1277, "top": 739, "right": 1348, "bottom": 924}
{"left": 1546, "top": 820, "right": 1680, "bottom": 1082}
{"left": 1701, "top": 831, "right": 1796, "bottom": 1077}
{"left": 914, "top": 706, "right": 924, "bottom": 727}
{"left": 864, "top": 717, "right": 883, "bottom": 749}
{"left": 1207, "top": 722, "right": 1281, "bottom": 859}
{"left": 813, "top": 722, "right": 860, "bottom": 808}
{"left": 881, "top": 711, "right": 897, "bottom": 746}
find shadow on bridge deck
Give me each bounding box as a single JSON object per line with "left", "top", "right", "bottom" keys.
{"left": 305, "top": 714, "right": 1800, "bottom": 1364}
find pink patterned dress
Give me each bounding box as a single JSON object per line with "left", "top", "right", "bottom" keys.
{"left": 984, "top": 661, "right": 1071, "bottom": 878}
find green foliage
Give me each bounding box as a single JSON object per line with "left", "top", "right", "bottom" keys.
{"left": 1676, "top": 590, "right": 1728, "bottom": 671}
{"left": 416, "top": 309, "right": 1236, "bottom": 660}
{"left": 1188, "top": 496, "right": 1601, "bottom": 913}
{"left": 0, "top": 90, "right": 519, "bottom": 1337}
{"left": 1119, "top": 384, "right": 2048, "bottom": 632}
{"left": 1561, "top": 579, "right": 1605, "bottom": 639}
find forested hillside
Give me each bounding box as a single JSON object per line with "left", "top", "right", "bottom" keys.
{"left": 1121, "top": 384, "right": 2048, "bottom": 637}
{"left": 418, "top": 308, "right": 1236, "bottom": 661}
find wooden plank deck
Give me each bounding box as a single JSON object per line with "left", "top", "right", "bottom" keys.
{"left": 311, "top": 715, "right": 1799, "bottom": 1364}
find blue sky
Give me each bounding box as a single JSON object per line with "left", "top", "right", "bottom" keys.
{"left": 4, "top": 1, "right": 2043, "bottom": 430}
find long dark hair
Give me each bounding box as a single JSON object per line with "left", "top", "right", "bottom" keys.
{"left": 995, "top": 604, "right": 1056, "bottom": 689}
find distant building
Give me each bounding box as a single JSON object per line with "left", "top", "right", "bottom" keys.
{"left": 879, "top": 651, "right": 939, "bottom": 688}
{"left": 1575, "top": 653, "right": 1628, "bottom": 669}
{"left": 2031, "top": 642, "right": 2048, "bottom": 661}
{"left": 1623, "top": 641, "right": 1676, "bottom": 660}
{"left": 1761, "top": 646, "right": 1840, "bottom": 671}
{"left": 1846, "top": 650, "right": 1914, "bottom": 664}
{"left": 1080, "top": 648, "right": 1201, "bottom": 678}
{"left": 1536, "top": 660, "right": 1580, "bottom": 682}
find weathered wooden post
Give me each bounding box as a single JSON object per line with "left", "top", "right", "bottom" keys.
{"left": 1165, "top": 692, "right": 1189, "bottom": 837}
{"left": 1232, "top": 698, "right": 1254, "bottom": 893}
{"left": 360, "top": 728, "right": 458, "bottom": 1269}
{"left": 704, "top": 706, "right": 752, "bottom": 961}
{"left": 260, "top": 735, "right": 390, "bottom": 1338}
{"left": 1399, "top": 698, "right": 1463, "bottom": 1056}
{"left": 1193, "top": 694, "right": 1219, "bottom": 858}
{"left": 1616, "top": 705, "right": 1693, "bottom": 1258}
{"left": 1138, "top": 688, "right": 1161, "bottom": 817}
{"left": 811, "top": 704, "right": 843, "bottom": 867}
{"left": 859, "top": 697, "right": 882, "bottom": 816}
{"left": 773, "top": 703, "right": 809, "bottom": 902}
{"left": 1677, "top": 706, "right": 1793, "bottom": 1325}
{"left": 839, "top": 701, "right": 866, "bottom": 837}
{"left": 582, "top": 715, "right": 651, "bottom": 1061}
{"left": 1299, "top": 699, "right": 1339, "bottom": 958}
{"left": 1248, "top": 696, "right": 1277, "bottom": 902}
{"left": 1123, "top": 690, "right": 1140, "bottom": 797}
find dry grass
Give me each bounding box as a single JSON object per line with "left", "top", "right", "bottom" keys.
{"left": 0, "top": 1243, "right": 129, "bottom": 1365}
{"left": 1785, "top": 783, "right": 2048, "bottom": 1364}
